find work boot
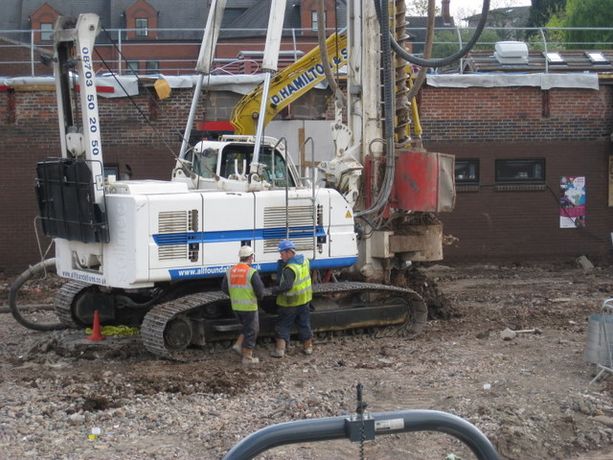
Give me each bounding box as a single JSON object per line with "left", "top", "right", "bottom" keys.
{"left": 232, "top": 334, "right": 244, "bottom": 356}
{"left": 270, "top": 339, "right": 286, "bottom": 358}
{"left": 241, "top": 348, "right": 259, "bottom": 365}
{"left": 302, "top": 338, "right": 313, "bottom": 355}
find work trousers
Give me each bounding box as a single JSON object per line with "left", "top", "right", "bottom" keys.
{"left": 274, "top": 303, "right": 312, "bottom": 343}
{"left": 234, "top": 310, "right": 259, "bottom": 349}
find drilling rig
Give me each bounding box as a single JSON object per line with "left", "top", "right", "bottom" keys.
{"left": 11, "top": 0, "right": 490, "bottom": 358}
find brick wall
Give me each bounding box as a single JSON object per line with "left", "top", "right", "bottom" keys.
{"left": 418, "top": 85, "right": 613, "bottom": 263}
{"left": 1, "top": 83, "right": 612, "bottom": 273}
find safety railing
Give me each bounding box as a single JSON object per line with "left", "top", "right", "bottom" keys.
{"left": 0, "top": 27, "right": 315, "bottom": 77}
{"left": 223, "top": 409, "right": 501, "bottom": 460}
{"left": 1, "top": 26, "right": 612, "bottom": 77}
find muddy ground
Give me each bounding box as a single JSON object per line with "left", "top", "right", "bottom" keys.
{"left": 1, "top": 262, "right": 612, "bottom": 459}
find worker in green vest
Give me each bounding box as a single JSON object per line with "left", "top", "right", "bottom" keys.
{"left": 221, "top": 245, "right": 265, "bottom": 365}
{"left": 270, "top": 239, "right": 313, "bottom": 358}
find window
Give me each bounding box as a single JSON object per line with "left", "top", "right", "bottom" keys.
{"left": 135, "top": 18, "right": 148, "bottom": 37}
{"left": 455, "top": 159, "right": 479, "bottom": 184}
{"left": 219, "top": 144, "right": 295, "bottom": 187}
{"left": 191, "top": 147, "right": 218, "bottom": 179}
{"left": 544, "top": 52, "right": 565, "bottom": 64}
{"left": 311, "top": 10, "right": 326, "bottom": 31}
{"left": 126, "top": 61, "right": 140, "bottom": 74}
{"left": 40, "top": 23, "right": 53, "bottom": 41}
{"left": 145, "top": 60, "right": 159, "bottom": 73}
{"left": 104, "top": 164, "right": 119, "bottom": 179}
{"left": 586, "top": 52, "right": 609, "bottom": 64}
{"left": 495, "top": 159, "right": 545, "bottom": 183}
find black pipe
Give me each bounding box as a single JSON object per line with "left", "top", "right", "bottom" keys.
{"left": 223, "top": 409, "right": 500, "bottom": 460}
{"left": 9, "top": 258, "right": 66, "bottom": 331}
{"left": 375, "top": 0, "right": 491, "bottom": 68}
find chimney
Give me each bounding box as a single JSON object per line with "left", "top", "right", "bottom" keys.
{"left": 442, "top": 0, "right": 451, "bottom": 25}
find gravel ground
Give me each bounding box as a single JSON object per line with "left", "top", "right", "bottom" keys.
{"left": 1, "top": 262, "right": 613, "bottom": 459}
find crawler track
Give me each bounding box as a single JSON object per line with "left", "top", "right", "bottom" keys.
{"left": 54, "top": 281, "right": 90, "bottom": 328}
{"left": 140, "top": 281, "right": 427, "bottom": 360}
{"left": 46, "top": 277, "right": 428, "bottom": 360}
{"left": 141, "top": 291, "right": 229, "bottom": 360}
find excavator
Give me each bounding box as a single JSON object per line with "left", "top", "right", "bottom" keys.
{"left": 10, "top": 0, "right": 490, "bottom": 359}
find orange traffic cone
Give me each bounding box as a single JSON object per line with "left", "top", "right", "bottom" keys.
{"left": 88, "top": 310, "right": 105, "bottom": 342}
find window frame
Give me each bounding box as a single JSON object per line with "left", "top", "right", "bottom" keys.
{"left": 495, "top": 158, "right": 545, "bottom": 184}
{"left": 219, "top": 144, "right": 296, "bottom": 187}
{"left": 126, "top": 60, "right": 140, "bottom": 74}
{"left": 145, "top": 60, "right": 160, "bottom": 73}
{"left": 135, "top": 17, "right": 149, "bottom": 37}
{"left": 455, "top": 158, "right": 480, "bottom": 185}
{"left": 40, "top": 23, "right": 53, "bottom": 41}
{"left": 311, "top": 10, "right": 326, "bottom": 32}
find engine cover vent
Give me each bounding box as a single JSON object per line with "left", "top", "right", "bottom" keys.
{"left": 157, "top": 210, "right": 190, "bottom": 261}
{"left": 263, "top": 205, "right": 318, "bottom": 253}
{"left": 159, "top": 245, "right": 188, "bottom": 260}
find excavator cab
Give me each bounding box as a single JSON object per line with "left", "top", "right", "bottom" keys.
{"left": 219, "top": 145, "right": 295, "bottom": 187}
{"left": 177, "top": 137, "right": 300, "bottom": 191}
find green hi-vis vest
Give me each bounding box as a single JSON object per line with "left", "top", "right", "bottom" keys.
{"left": 277, "top": 258, "right": 313, "bottom": 307}
{"left": 227, "top": 263, "right": 258, "bottom": 312}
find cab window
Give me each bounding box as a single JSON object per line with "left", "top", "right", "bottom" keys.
{"left": 192, "top": 147, "right": 218, "bottom": 179}
{"left": 220, "top": 144, "right": 295, "bottom": 186}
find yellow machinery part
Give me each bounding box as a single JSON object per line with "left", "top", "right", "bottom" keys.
{"left": 231, "top": 31, "right": 347, "bottom": 135}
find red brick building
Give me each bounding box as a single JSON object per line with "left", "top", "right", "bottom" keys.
{"left": 1, "top": 78, "right": 612, "bottom": 272}
{"left": 0, "top": 0, "right": 347, "bottom": 76}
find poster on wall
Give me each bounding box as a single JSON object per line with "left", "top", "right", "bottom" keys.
{"left": 560, "top": 176, "right": 586, "bottom": 228}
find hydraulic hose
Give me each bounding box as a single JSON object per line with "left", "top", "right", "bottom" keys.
{"left": 376, "top": 0, "right": 490, "bottom": 68}
{"left": 355, "top": 0, "right": 396, "bottom": 218}
{"left": 9, "top": 258, "right": 66, "bottom": 331}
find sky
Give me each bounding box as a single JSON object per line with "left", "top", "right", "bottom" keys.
{"left": 450, "top": 0, "right": 532, "bottom": 21}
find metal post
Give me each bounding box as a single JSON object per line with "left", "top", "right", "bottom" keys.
{"left": 539, "top": 27, "right": 549, "bottom": 73}
{"left": 285, "top": 137, "right": 289, "bottom": 239}
{"left": 30, "top": 30, "right": 35, "bottom": 76}
{"left": 179, "top": 73, "right": 205, "bottom": 159}
{"left": 303, "top": 136, "right": 316, "bottom": 259}
{"left": 291, "top": 28, "right": 298, "bottom": 61}
{"left": 117, "top": 31, "right": 122, "bottom": 75}
{"left": 251, "top": 71, "right": 272, "bottom": 173}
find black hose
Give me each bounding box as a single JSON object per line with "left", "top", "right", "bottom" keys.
{"left": 355, "top": 0, "right": 396, "bottom": 217}
{"left": 375, "top": 0, "right": 490, "bottom": 68}
{"left": 9, "top": 258, "right": 66, "bottom": 331}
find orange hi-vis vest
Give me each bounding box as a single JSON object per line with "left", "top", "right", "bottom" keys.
{"left": 227, "top": 263, "right": 258, "bottom": 312}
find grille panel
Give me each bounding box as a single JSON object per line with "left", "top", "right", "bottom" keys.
{"left": 263, "top": 205, "right": 319, "bottom": 253}
{"left": 157, "top": 210, "right": 191, "bottom": 261}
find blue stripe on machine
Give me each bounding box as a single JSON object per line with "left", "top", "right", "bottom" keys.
{"left": 153, "top": 225, "right": 326, "bottom": 246}
{"left": 168, "top": 256, "right": 358, "bottom": 280}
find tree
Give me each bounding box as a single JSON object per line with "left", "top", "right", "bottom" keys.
{"left": 527, "top": 0, "right": 567, "bottom": 29}
{"left": 561, "top": 0, "right": 613, "bottom": 49}
{"left": 431, "top": 28, "right": 502, "bottom": 60}
{"left": 404, "top": 0, "right": 440, "bottom": 17}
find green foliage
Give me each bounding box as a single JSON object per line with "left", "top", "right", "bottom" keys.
{"left": 542, "top": 12, "right": 567, "bottom": 50}
{"left": 561, "top": 0, "right": 613, "bottom": 49}
{"left": 527, "top": 0, "right": 567, "bottom": 28}
{"left": 431, "top": 29, "right": 502, "bottom": 59}
{"left": 405, "top": 0, "right": 440, "bottom": 17}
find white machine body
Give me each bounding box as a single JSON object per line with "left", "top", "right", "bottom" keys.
{"left": 55, "top": 139, "right": 358, "bottom": 289}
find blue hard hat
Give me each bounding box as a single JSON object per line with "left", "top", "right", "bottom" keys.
{"left": 278, "top": 239, "right": 295, "bottom": 252}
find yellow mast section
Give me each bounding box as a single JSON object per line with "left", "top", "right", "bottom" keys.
{"left": 231, "top": 31, "right": 347, "bottom": 135}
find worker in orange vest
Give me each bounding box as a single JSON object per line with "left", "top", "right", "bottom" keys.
{"left": 221, "top": 245, "right": 265, "bottom": 365}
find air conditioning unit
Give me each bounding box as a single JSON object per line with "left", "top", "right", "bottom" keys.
{"left": 494, "top": 41, "right": 529, "bottom": 64}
